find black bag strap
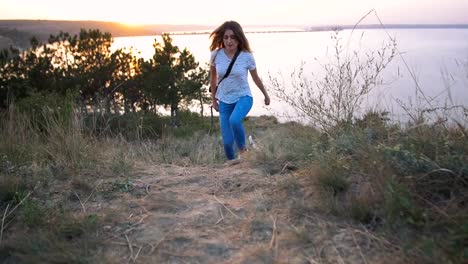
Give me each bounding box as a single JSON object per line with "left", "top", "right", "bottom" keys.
{"left": 217, "top": 49, "right": 241, "bottom": 86}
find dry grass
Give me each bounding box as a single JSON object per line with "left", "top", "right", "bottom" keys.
{"left": 1, "top": 102, "right": 465, "bottom": 263}
{"left": 246, "top": 111, "right": 467, "bottom": 263}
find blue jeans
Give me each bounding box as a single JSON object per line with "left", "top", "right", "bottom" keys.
{"left": 219, "top": 96, "right": 253, "bottom": 160}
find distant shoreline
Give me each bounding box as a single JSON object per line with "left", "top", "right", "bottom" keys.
{"left": 1, "top": 20, "right": 467, "bottom": 49}
{"left": 327, "top": 24, "right": 468, "bottom": 30}
{"left": 168, "top": 24, "right": 468, "bottom": 35}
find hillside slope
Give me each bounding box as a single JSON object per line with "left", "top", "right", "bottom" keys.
{"left": 0, "top": 20, "right": 213, "bottom": 49}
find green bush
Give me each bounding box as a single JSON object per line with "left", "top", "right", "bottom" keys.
{"left": 384, "top": 179, "right": 425, "bottom": 227}
{"left": 318, "top": 173, "right": 349, "bottom": 195}
{"left": 83, "top": 111, "right": 164, "bottom": 140}
{"left": 22, "top": 198, "right": 45, "bottom": 227}
{"left": 0, "top": 214, "right": 103, "bottom": 263}
{"left": 15, "top": 92, "right": 76, "bottom": 130}
{"left": 0, "top": 172, "right": 28, "bottom": 203}
{"left": 349, "top": 198, "right": 374, "bottom": 224}
{"left": 382, "top": 144, "right": 436, "bottom": 175}
{"left": 82, "top": 110, "right": 212, "bottom": 140}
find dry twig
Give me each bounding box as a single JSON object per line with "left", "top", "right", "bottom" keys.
{"left": 330, "top": 241, "right": 346, "bottom": 264}
{"left": 148, "top": 225, "right": 177, "bottom": 255}
{"left": 351, "top": 229, "right": 369, "bottom": 264}
{"left": 133, "top": 246, "right": 143, "bottom": 262}
{"left": 353, "top": 227, "right": 396, "bottom": 250}
{"left": 125, "top": 234, "right": 134, "bottom": 262}
{"left": 422, "top": 168, "right": 468, "bottom": 186}
{"left": 414, "top": 194, "right": 452, "bottom": 220}
{"left": 270, "top": 215, "right": 279, "bottom": 260}
{"left": 0, "top": 204, "right": 10, "bottom": 245}
{"left": 269, "top": 215, "right": 278, "bottom": 249}
{"left": 215, "top": 206, "right": 225, "bottom": 224}
{"left": 4, "top": 191, "right": 32, "bottom": 220}
{"left": 280, "top": 162, "right": 292, "bottom": 174}
{"left": 73, "top": 191, "right": 86, "bottom": 213}
{"left": 83, "top": 179, "right": 104, "bottom": 204}
{"left": 1, "top": 192, "right": 33, "bottom": 234}
{"left": 213, "top": 195, "right": 242, "bottom": 219}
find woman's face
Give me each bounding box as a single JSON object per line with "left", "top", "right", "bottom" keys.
{"left": 223, "top": 29, "right": 238, "bottom": 53}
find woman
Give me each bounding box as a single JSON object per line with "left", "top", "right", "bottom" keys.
{"left": 209, "top": 21, "right": 270, "bottom": 162}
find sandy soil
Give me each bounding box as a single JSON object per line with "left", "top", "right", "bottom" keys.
{"left": 91, "top": 160, "right": 410, "bottom": 264}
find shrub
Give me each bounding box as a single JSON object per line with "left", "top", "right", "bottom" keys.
{"left": 269, "top": 31, "right": 396, "bottom": 133}
{"left": 83, "top": 111, "right": 165, "bottom": 140}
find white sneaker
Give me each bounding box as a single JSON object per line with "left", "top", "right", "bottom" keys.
{"left": 248, "top": 135, "right": 257, "bottom": 149}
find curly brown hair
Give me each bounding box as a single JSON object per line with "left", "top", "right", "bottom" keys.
{"left": 209, "top": 21, "right": 252, "bottom": 52}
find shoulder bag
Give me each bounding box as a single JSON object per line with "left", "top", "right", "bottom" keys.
{"left": 210, "top": 49, "right": 241, "bottom": 92}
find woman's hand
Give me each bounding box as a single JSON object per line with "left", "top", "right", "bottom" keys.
{"left": 212, "top": 99, "right": 219, "bottom": 112}
{"left": 264, "top": 94, "right": 270, "bottom": 106}
{"left": 250, "top": 69, "right": 270, "bottom": 106}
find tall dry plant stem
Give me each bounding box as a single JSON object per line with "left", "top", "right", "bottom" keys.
{"left": 0, "top": 204, "right": 10, "bottom": 246}
{"left": 270, "top": 30, "right": 396, "bottom": 132}
{"left": 0, "top": 191, "right": 32, "bottom": 245}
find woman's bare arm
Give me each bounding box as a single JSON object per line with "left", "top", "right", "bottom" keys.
{"left": 250, "top": 68, "right": 270, "bottom": 105}
{"left": 210, "top": 65, "right": 219, "bottom": 111}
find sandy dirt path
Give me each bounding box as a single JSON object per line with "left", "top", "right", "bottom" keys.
{"left": 98, "top": 161, "right": 407, "bottom": 264}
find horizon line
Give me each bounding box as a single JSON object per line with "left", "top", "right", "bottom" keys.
{"left": 1, "top": 19, "right": 468, "bottom": 27}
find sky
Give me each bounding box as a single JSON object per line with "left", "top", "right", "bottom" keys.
{"left": 1, "top": 0, "right": 468, "bottom": 26}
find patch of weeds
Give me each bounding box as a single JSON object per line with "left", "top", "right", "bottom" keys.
{"left": 0, "top": 214, "right": 103, "bottom": 263}
{"left": 333, "top": 132, "right": 363, "bottom": 155}
{"left": 47, "top": 163, "right": 69, "bottom": 180}
{"left": 323, "top": 191, "right": 343, "bottom": 215}
{"left": 289, "top": 199, "right": 316, "bottom": 221}
{"left": 277, "top": 176, "right": 302, "bottom": 196}
{"left": 349, "top": 199, "right": 374, "bottom": 224}
{"left": 0, "top": 175, "right": 27, "bottom": 203}
{"left": 291, "top": 225, "right": 314, "bottom": 245}
{"left": 156, "top": 133, "right": 224, "bottom": 165}
{"left": 113, "top": 178, "right": 133, "bottom": 193}
{"left": 59, "top": 214, "right": 100, "bottom": 241}
{"left": 59, "top": 221, "right": 86, "bottom": 241}
{"left": 318, "top": 173, "right": 349, "bottom": 195}
{"left": 0, "top": 155, "right": 16, "bottom": 174}
{"left": 85, "top": 214, "right": 99, "bottom": 227}
{"left": 382, "top": 144, "right": 435, "bottom": 175}
{"left": 71, "top": 178, "right": 93, "bottom": 193}
{"left": 110, "top": 151, "right": 133, "bottom": 176}
{"left": 384, "top": 179, "right": 425, "bottom": 228}
{"left": 22, "top": 198, "right": 45, "bottom": 227}
{"left": 249, "top": 221, "right": 273, "bottom": 242}
{"left": 251, "top": 123, "right": 318, "bottom": 170}
{"left": 443, "top": 223, "right": 468, "bottom": 263}
{"left": 419, "top": 237, "right": 438, "bottom": 261}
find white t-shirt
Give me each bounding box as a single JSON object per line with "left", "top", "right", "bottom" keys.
{"left": 210, "top": 48, "right": 256, "bottom": 104}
